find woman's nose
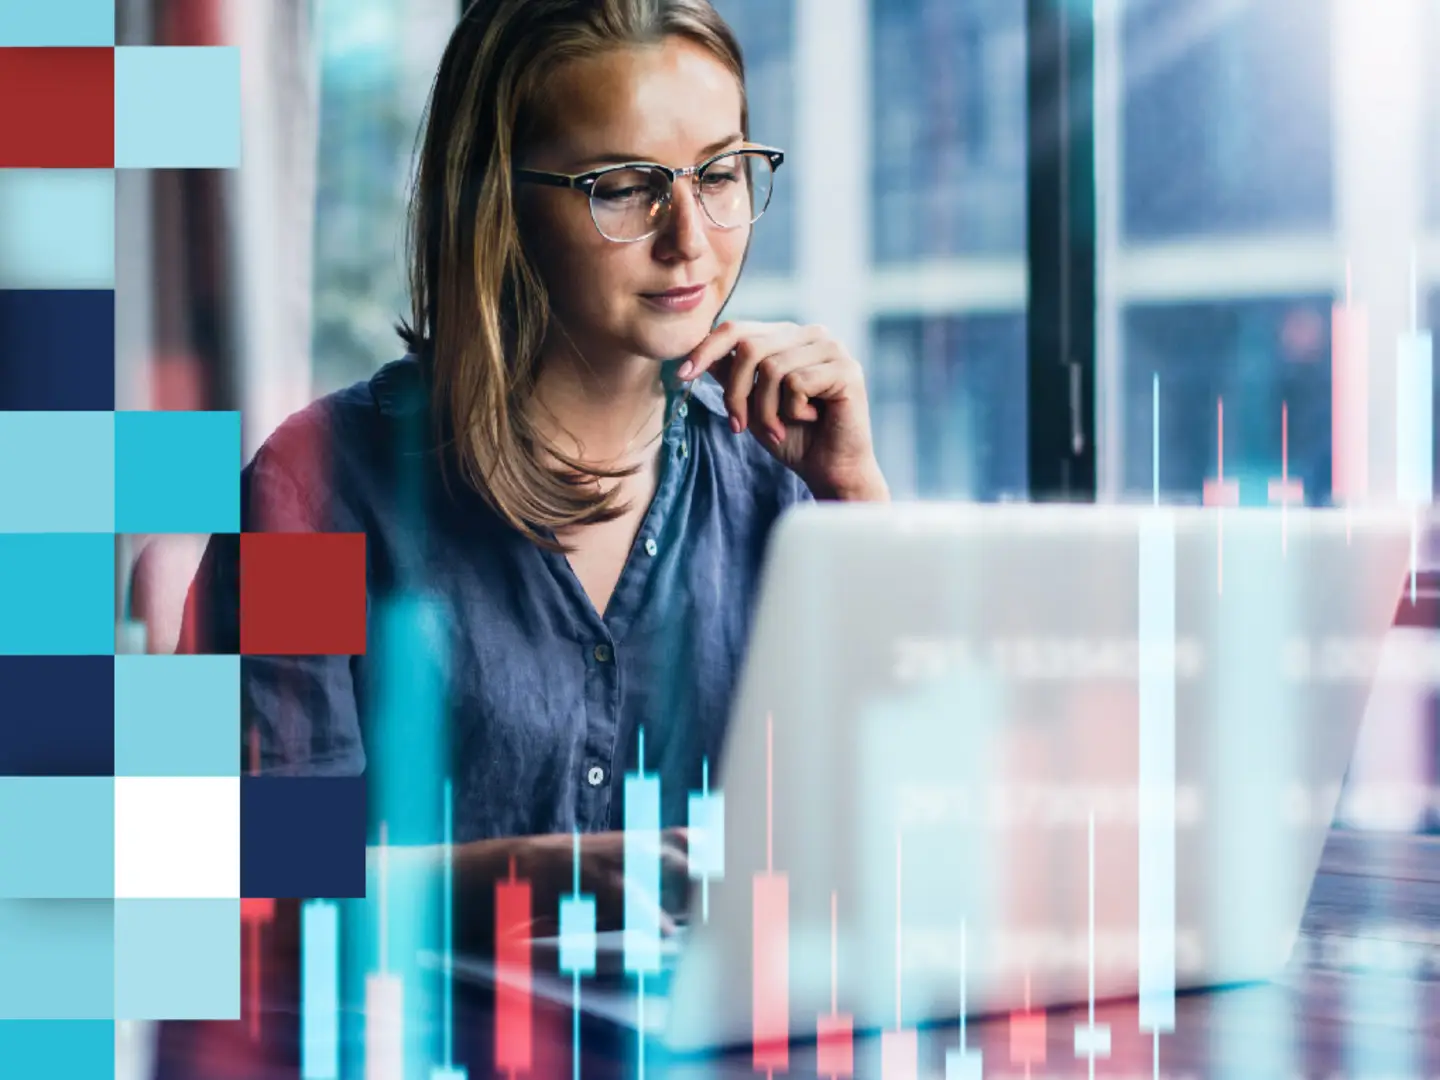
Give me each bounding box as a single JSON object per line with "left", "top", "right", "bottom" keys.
{"left": 656, "top": 176, "right": 710, "bottom": 256}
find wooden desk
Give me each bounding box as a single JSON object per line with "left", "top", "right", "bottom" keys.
{"left": 153, "top": 829, "right": 1440, "bottom": 1079}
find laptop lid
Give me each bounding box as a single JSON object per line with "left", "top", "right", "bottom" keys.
{"left": 662, "top": 503, "right": 1414, "bottom": 1053}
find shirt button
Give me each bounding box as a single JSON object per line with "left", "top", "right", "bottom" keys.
{"left": 678, "top": 441, "right": 689, "bottom": 460}
{"left": 587, "top": 765, "right": 606, "bottom": 787}
{"left": 678, "top": 402, "right": 688, "bottom": 419}
{"left": 644, "top": 537, "right": 658, "bottom": 557}
{"left": 593, "top": 643, "right": 612, "bottom": 663}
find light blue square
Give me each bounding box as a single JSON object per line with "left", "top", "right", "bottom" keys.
{"left": 0, "top": 535, "right": 114, "bottom": 655}
{"left": 0, "top": 0, "right": 113, "bottom": 45}
{"left": 0, "top": 412, "right": 115, "bottom": 532}
{"left": 0, "top": 1020, "right": 115, "bottom": 1075}
{"left": 0, "top": 171, "right": 115, "bottom": 288}
{"left": 114, "top": 410, "right": 241, "bottom": 534}
{"left": 0, "top": 778, "right": 114, "bottom": 899}
{"left": 115, "top": 47, "right": 241, "bottom": 169}
{"left": 0, "top": 900, "right": 114, "bottom": 1019}
{"left": 115, "top": 656, "right": 240, "bottom": 777}
{"left": 115, "top": 899, "right": 240, "bottom": 1020}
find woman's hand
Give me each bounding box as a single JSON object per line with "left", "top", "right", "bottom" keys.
{"left": 677, "top": 321, "right": 890, "bottom": 502}
{"left": 476, "top": 828, "right": 691, "bottom": 942}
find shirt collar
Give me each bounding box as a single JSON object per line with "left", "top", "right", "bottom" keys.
{"left": 660, "top": 357, "right": 728, "bottom": 419}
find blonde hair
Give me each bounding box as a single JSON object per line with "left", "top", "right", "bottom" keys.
{"left": 397, "top": 0, "right": 749, "bottom": 552}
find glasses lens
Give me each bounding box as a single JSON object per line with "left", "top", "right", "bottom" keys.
{"left": 699, "top": 151, "right": 775, "bottom": 228}
{"left": 590, "top": 166, "right": 669, "bottom": 241}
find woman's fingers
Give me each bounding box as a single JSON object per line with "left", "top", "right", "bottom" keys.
{"left": 749, "top": 340, "right": 831, "bottom": 444}
{"left": 719, "top": 331, "right": 787, "bottom": 433}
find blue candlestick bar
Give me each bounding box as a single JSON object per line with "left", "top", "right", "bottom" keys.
{"left": 687, "top": 756, "right": 725, "bottom": 922}
{"left": 302, "top": 900, "right": 340, "bottom": 1079}
{"left": 624, "top": 727, "right": 663, "bottom": 976}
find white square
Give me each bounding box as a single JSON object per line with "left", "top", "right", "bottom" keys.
{"left": 115, "top": 777, "right": 240, "bottom": 899}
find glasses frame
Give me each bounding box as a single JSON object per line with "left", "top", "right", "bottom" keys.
{"left": 514, "top": 144, "right": 786, "bottom": 243}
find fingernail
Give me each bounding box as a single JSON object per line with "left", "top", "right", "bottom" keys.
{"left": 730, "top": 415, "right": 742, "bottom": 434}
{"left": 677, "top": 361, "right": 694, "bottom": 379}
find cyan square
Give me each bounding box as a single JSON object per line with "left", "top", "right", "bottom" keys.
{"left": 0, "top": 534, "right": 114, "bottom": 655}
{"left": 115, "top": 656, "right": 240, "bottom": 777}
{"left": 0, "top": 900, "right": 114, "bottom": 1019}
{"left": 0, "top": 778, "right": 114, "bottom": 899}
{"left": 0, "top": 411, "right": 115, "bottom": 532}
{"left": 0, "top": 170, "right": 115, "bottom": 288}
{"left": 0, "top": 1020, "right": 115, "bottom": 1075}
{"left": 114, "top": 47, "right": 240, "bottom": 169}
{"left": 114, "top": 410, "right": 241, "bottom": 534}
{"left": 115, "top": 899, "right": 239, "bottom": 1020}
{"left": 0, "top": 0, "right": 114, "bottom": 45}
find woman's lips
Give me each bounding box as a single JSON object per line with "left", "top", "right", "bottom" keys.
{"left": 640, "top": 284, "right": 707, "bottom": 312}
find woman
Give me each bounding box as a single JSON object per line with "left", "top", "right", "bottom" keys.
{"left": 183, "top": 0, "right": 888, "bottom": 942}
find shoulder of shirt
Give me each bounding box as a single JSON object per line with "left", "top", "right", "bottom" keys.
{"left": 245, "top": 354, "right": 422, "bottom": 480}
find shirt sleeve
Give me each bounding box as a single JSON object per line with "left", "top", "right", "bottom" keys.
{"left": 177, "top": 448, "right": 366, "bottom": 778}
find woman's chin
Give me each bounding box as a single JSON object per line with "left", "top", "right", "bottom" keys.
{"left": 632, "top": 321, "right": 716, "bottom": 364}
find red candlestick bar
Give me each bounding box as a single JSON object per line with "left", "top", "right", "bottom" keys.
{"left": 1009, "top": 973, "right": 1047, "bottom": 1077}
{"left": 495, "top": 857, "right": 533, "bottom": 1079}
{"left": 816, "top": 891, "right": 853, "bottom": 1078}
{"left": 1202, "top": 397, "right": 1240, "bottom": 508}
{"left": 1333, "top": 270, "right": 1370, "bottom": 505}
{"left": 241, "top": 897, "right": 275, "bottom": 1040}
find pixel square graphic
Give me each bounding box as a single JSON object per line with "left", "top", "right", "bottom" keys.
{"left": 0, "top": 6, "right": 367, "bottom": 1070}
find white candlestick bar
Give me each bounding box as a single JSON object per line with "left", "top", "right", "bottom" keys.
{"left": 364, "top": 972, "right": 404, "bottom": 1080}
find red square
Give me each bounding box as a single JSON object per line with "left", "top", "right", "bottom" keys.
{"left": 240, "top": 533, "right": 366, "bottom": 655}
{"left": 0, "top": 48, "right": 113, "bottom": 166}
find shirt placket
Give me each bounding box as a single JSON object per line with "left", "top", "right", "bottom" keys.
{"left": 575, "top": 399, "right": 692, "bottom": 831}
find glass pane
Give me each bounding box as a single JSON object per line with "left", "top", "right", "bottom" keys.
{"left": 869, "top": 0, "right": 1028, "bottom": 500}
{"left": 710, "top": 0, "right": 796, "bottom": 275}
{"left": 1123, "top": 297, "right": 1333, "bottom": 501}
{"left": 1122, "top": 0, "right": 1332, "bottom": 239}
{"left": 310, "top": 0, "right": 454, "bottom": 396}
{"left": 1430, "top": 0, "right": 1440, "bottom": 227}
{"left": 872, "top": 0, "right": 1027, "bottom": 260}
{"left": 873, "top": 315, "right": 1028, "bottom": 500}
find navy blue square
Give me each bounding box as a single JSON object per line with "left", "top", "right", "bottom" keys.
{"left": 0, "top": 656, "right": 114, "bottom": 776}
{"left": 241, "top": 776, "right": 366, "bottom": 898}
{"left": 0, "top": 290, "right": 115, "bottom": 410}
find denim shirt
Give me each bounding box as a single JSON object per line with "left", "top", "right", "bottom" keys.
{"left": 180, "top": 355, "right": 811, "bottom": 844}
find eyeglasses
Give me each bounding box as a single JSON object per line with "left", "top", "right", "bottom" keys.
{"left": 514, "top": 145, "right": 785, "bottom": 243}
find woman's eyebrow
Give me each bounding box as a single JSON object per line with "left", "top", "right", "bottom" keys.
{"left": 572, "top": 132, "right": 744, "bottom": 169}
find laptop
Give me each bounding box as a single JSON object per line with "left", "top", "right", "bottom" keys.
{"left": 443, "top": 502, "right": 1416, "bottom": 1053}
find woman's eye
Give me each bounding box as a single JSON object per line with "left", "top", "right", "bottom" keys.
{"left": 597, "top": 187, "right": 647, "bottom": 201}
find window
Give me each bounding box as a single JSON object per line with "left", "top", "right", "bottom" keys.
{"left": 1104, "top": 0, "right": 1430, "bottom": 505}
{"left": 873, "top": 315, "right": 1027, "bottom": 500}
{"left": 872, "top": 0, "right": 1026, "bottom": 260}
{"left": 711, "top": 0, "right": 796, "bottom": 276}
{"left": 310, "top": 0, "right": 454, "bottom": 397}
{"left": 1430, "top": 0, "right": 1440, "bottom": 226}
{"left": 869, "top": 0, "right": 1028, "bottom": 499}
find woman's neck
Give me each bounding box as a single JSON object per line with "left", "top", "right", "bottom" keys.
{"left": 527, "top": 338, "right": 669, "bottom": 468}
